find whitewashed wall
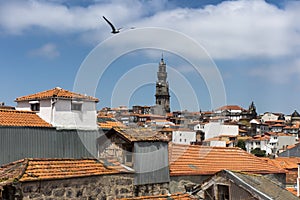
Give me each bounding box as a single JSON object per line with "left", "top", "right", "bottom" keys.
{"left": 16, "top": 99, "right": 98, "bottom": 130}
{"left": 204, "top": 122, "right": 238, "bottom": 140}
{"left": 172, "top": 130, "right": 196, "bottom": 145}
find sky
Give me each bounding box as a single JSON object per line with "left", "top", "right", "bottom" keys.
{"left": 0, "top": 0, "right": 300, "bottom": 115}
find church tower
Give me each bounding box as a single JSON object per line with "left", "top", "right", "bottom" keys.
{"left": 155, "top": 56, "right": 170, "bottom": 113}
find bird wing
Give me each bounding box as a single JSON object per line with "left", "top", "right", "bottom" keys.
{"left": 103, "top": 16, "right": 116, "bottom": 32}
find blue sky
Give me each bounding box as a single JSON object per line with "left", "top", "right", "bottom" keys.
{"left": 1, "top": 0, "right": 300, "bottom": 115}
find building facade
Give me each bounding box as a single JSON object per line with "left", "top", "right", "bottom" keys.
{"left": 15, "top": 87, "right": 99, "bottom": 130}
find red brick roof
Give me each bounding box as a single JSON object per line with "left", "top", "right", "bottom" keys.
{"left": 119, "top": 193, "right": 196, "bottom": 200}
{"left": 15, "top": 87, "right": 99, "bottom": 102}
{"left": 0, "top": 158, "right": 131, "bottom": 186}
{"left": 169, "top": 144, "right": 286, "bottom": 176}
{"left": 0, "top": 109, "right": 52, "bottom": 127}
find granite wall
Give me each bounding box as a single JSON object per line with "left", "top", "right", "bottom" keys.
{"left": 4, "top": 174, "right": 133, "bottom": 200}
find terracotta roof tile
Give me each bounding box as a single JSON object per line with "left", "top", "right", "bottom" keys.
{"left": 0, "top": 158, "right": 131, "bottom": 185}
{"left": 0, "top": 109, "right": 52, "bottom": 127}
{"left": 98, "top": 121, "right": 126, "bottom": 129}
{"left": 15, "top": 87, "right": 99, "bottom": 102}
{"left": 215, "top": 105, "right": 245, "bottom": 111}
{"left": 286, "top": 187, "right": 297, "bottom": 196}
{"left": 119, "top": 193, "right": 196, "bottom": 200}
{"left": 264, "top": 157, "right": 300, "bottom": 170}
{"left": 169, "top": 143, "right": 286, "bottom": 176}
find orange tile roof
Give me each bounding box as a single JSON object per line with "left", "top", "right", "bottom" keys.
{"left": 119, "top": 193, "right": 196, "bottom": 200}
{"left": 215, "top": 105, "right": 245, "bottom": 111}
{"left": 0, "top": 158, "right": 131, "bottom": 185}
{"left": 15, "top": 87, "right": 99, "bottom": 102}
{"left": 169, "top": 144, "right": 285, "bottom": 176}
{"left": 0, "top": 109, "right": 52, "bottom": 127}
{"left": 286, "top": 187, "right": 298, "bottom": 196}
{"left": 98, "top": 121, "right": 126, "bottom": 129}
{"left": 247, "top": 136, "right": 270, "bottom": 141}
{"left": 264, "top": 157, "right": 300, "bottom": 170}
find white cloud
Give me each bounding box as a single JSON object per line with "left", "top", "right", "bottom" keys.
{"left": 1, "top": 0, "right": 300, "bottom": 59}
{"left": 249, "top": 58, "right": 300, "bottom": 84}
{"left": 28, "top": 43, "right": 60, "bottom": 59}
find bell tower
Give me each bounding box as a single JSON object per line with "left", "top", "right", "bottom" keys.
{"left": 155, "top": 56, "right": 170, "bottom": 113}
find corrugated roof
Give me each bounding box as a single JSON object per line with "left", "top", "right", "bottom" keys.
{"left": 15, "top": 87, "right": 99, "bottom": 102}
{"left": 119, "top": 193, "right": 196, "bottom": 200}
{"left": 169, "top": 144, "right": 286, "bottom": 176}
{"left": 0, "top": 158, "right": 131, "bottom": 186}
{"left": 0, "top": 109, "right": 52, "bottom": 127}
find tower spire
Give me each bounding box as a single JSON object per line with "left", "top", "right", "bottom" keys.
{"left": 155, "top": 56, "right": 170, "bottom": 114}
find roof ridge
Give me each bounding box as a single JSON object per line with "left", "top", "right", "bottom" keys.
{"left": 0, "top": 109, "right": 35, "bottom": 114}
{"left": 15, "top": 87, "right": 99, "bottom": 102}
{"left": 27, "top": 157, "right": 97, "bottom": 161}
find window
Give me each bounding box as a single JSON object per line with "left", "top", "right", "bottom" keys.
{"left": 71, "top": 102, "right": 82, "bottom": 111}
{"left": 255, "top": 142, "right": 260, "bottom": 145}
{"left": 30, "top": 103, "right": 40, "bottom": 112}
{"left": 218, "top": 185, "right": 229, "bottom": 200}
{"left": 204, "top": 186, "right": 214, "bottom": 200}
{"left": 123, "top": 146, "right": 132, "bottom": 165}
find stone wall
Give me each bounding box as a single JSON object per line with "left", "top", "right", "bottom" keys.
{"left": 16, "top": 174, "right": 133, "bottom": 200}
{"left": 134, "top": 182, "right": 169, "bottom": 197}
{"left": 98, "top": 134, "right": 132, "bottom": 166}
{"left": 169, "top": 175, "right": 210, "bottom": 193}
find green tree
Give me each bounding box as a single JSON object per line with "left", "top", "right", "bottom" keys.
{"left": 236, "top": 139, "right": 246, "bottom": 150}
{"left": 251, "top": 148, "right": 266, "bottom": 157}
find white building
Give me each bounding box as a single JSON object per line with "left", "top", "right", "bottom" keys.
{"left": 15, "top": 87, "right": 99, "bottom": 130}
{"left": 245, "top": 135, "right": 272, "bottom": 155}
{"left": 172, "top": 130, "right": 196, "bottom": 144}
{"left": 194, "top": 123, "right": 205, "bottom": 132}
{"left": 265, "top": 132, "right": 298, "bottom": 153}
{"left": 261, "top": 112, "right": 279, "bottom": 123}
{"left": 214, "top": 105, "right": 245, "bottom": 121}
{"left": 204, "top": 122, "right": 239, "bottom": 140}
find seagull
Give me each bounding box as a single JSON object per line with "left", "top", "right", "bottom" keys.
{"left": 102, "top": 16, "right": 121, "bottom": 34}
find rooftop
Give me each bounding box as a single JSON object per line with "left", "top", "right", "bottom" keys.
{"left": 169, "top": 144, "right": 285, "bottom": 176}
{"left": 15, "top": 87, "right": 99, "bottom": 102}
{"left": 215, "top": 105, "right": 245, "bottom": 111}
{"left": 264, "top": 157, "right": 300, "bottom": 170}
{"left": 214, "top": 170, "right": 299, "bottom": 200}
{"left": 0, "top": 158, "right": 131, "bottom": 186}
{"left": 0, "top": 109, "right": 52, "bottom": 127}
{"left": 106, "top": 127, "right": 169, "bottom": 142}
{"left": 119, "top": 193, "right": 196, "bottom": 200}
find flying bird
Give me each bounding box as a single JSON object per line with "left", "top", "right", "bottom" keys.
{"left": 102, "top": 16, "right": 121, "bottom": 34}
